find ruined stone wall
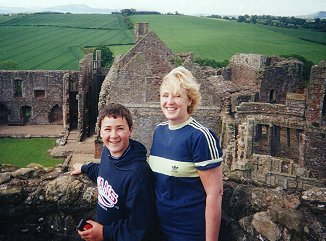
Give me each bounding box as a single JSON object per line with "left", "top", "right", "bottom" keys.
{"left": 185, "top": 63, "right": 226, "bottom": 109}
{"left": 62, "top": 72, "right": 80, "bottom": 130}
{"left": 259, "top": 58, "right": 303, "bottom": 104}
{"left": 306, "top": 63, "right": 326, "bottom": 127}
{"left": 119, "top": 32, "right": 174, "bottom": 77}
{"left": 0, "top": 71, "right": 70, "bottom": 124}
{"left": 77, "top": 53, "right": 94, "bottom": 140}
{"left": 1, "top": 164, "right": 325, "bottom": 241}
{"left": 236, "top": 102, "right": 306, "bottom": 127}
{"left": 229, "top": 53, "right": 267, "bottom": 88}
{"left": 302, "top": 131, "right": 326, "bottom": 179}
{"left": 134, "top": 22, "right": 149, "bottom": 43}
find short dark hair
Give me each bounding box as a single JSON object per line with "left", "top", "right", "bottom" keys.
{"left": 98, "top": 103, "right": 133, "bottom": 129}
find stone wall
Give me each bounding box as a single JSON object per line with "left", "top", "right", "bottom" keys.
{"left": 259, "top": 58, "right": 303, "bottom": 104}
{"left": 0, "top": 52, "right": 97, "bottom": 140}
{"left": 236, "top": 102, "right": 306, "bottom": 125}
{"left": 0, "top": 70, "right": 71, "bottom": 124}
{"left": 77, "top": 53, "right": 95, "bottom": 141}
{"left": 229, "top": 53, "right": 267, "bottom": 88}
{"left": 306, "top": 63, "right": 326, "bottom": 127}
{"left": 302, "top": 131, "right": 326, "bottom": 179}
{"left": 1, "top": 164, "right": 325, "bottom": 241}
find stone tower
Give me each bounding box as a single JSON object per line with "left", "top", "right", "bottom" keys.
{"left": 134, "top": 22, "right": 149, "bottom": 44}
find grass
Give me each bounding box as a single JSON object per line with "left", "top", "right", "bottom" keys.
{"left": 0, "top": 14, "right": 134, "bottom": 70}
{"left": 131, "top": 15, "right": 326, "bottom": 65}
{"left": 0, "top": 138, "right": 64, "bottom": 168}
{"left": 0, "top": 14, "right": 325, "bottom": 70}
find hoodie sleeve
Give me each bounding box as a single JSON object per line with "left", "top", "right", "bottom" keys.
{"left": 81, "top": 162, "right": 100, "bottom": 182}
{"left": 102, "top": 168, "right": 156, "bottom": 241}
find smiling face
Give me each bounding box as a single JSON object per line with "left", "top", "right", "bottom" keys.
{"left": 160, "top": 86, "right": 191, "bottom": 125}
{"left": 100, "top": 116, "right": 133, "bottom": 158}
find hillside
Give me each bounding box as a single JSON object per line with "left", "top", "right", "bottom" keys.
{"left": 299, "top": 11, "right": 326, "bottom": 19}
{"left": 131, "top": 15, "right": 326, "bottom": 64}
{"left": 0, "top": 4, "right": 116, "bottom": 14}
{"left": 0, "top": 14, "right": 134, "bottom": 70}
{"left": 0, "top": 14, "right": 325, "bottom": 70}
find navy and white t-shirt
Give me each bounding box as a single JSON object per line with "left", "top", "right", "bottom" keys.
{"left": 148, "top": 117, "right": 223, "bottom": 241}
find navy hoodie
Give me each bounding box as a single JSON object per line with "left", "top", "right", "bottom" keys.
{"left": 81, "top": 139, "right": 157, "bottom": 241}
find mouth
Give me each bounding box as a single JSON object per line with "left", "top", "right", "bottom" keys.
{"left": 110, "top": 141, "right": 120, "bottom": 144}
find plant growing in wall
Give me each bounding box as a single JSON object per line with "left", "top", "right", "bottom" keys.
{"left": 194, "top": 57, "right": 229, "bottom": 68}
{"left": 94, "top": 46, "right": 114, "bottom": 68}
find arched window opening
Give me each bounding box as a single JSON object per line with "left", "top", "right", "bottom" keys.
{"left": 269, "top": 89, "right": 276, "bottom": 104}
{"left": 49, "top": 104, "right": 62, "bottom": 124}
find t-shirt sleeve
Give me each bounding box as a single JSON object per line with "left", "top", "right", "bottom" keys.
{"left": 192, "top": 129, "right": 223, "bottom": 171}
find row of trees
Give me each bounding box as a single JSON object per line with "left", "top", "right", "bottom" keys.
{"left": 114, "top": 8, "right": 183, "bottom": 16}
{"left": 208, "top": 14, "right": 326, "bottom": 32}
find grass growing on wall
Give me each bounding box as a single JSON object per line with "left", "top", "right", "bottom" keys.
{"left": 0, "top": 138, "right": 64, "bottom": 168}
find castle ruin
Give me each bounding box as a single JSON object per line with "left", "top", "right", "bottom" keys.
{"left": 98, "top": 23, "right": 326, "bottom": 190}
{"left": 0, "top": 23, "right": 325, "bottom": 190}
{"left": 0, "top": 53, "right": 101, "bottom": 141}
{"left": 0, "top": 22, "right": 325, "bottom": 241}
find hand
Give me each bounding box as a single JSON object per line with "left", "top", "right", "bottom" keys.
{"left": 70, "top": 163, "right": 83, "bottom": 175}
{"left": 77, "top": 220, "right": 103, "bottom": 241}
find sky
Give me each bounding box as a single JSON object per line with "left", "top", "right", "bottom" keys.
{"left": 0, "top": 0, "right": 325, "bottom": 16}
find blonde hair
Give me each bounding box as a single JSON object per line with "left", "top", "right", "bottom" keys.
{"left": 160, "top": 66, "right": 201, "bottom": 114}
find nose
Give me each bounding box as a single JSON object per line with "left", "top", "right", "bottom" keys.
{"left": 110, "top": 129, "right": 118, "bottom": 138}
{"left": 167, "top": 95, "right": 175, "bottom": 104}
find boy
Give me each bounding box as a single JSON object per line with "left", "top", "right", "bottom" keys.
{"left": 71, "top": 103, "right": 157, "bottom": 241}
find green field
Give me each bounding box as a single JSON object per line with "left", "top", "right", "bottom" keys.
{"left": 0, "top": 138, "right": 64, "bottom": 168}
{"left": 131, "top": 15, "right": 326, "bottom": 64}
{"left": 0, "top": 14, "right": 134, "bottom": 70}
{"left": 0, "top": 14, "right": 325, "bottom": 70}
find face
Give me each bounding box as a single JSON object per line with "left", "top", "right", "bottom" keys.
{"left": 160, "top": 86, "right": 191, "bottom": 125}
{"left": 100, "top": 116, "right": 133, "bottom": 158}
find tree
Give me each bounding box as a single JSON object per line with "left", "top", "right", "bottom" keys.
{"left": 94, "top": 46, "right": 113, "bottom": 68}
{"left": 237, "top": 16, "right": 245, "bottom": 22}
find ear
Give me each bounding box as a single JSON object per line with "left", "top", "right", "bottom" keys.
{"left": 129, "top": 127, "right": 133, "bottom": 137}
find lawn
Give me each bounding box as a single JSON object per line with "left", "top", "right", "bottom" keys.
{"left": 0, "top": 138, "right": 64, "bottom": 168}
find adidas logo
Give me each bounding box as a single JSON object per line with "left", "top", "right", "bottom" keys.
{"left": 171, "top": 165, "right": 178, "bottom": 172}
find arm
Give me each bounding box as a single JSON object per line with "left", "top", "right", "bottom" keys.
{"left": 70, "top": 162, "right": 100, "bottom": 182}
{"left": 198, "top": 166, "right": 223, "bottom": 241}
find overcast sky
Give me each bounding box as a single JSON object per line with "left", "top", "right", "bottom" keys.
{"left": 1, "top": 0, "right": 325, "bottom": 16}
